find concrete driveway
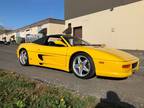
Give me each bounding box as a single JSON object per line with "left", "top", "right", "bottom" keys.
{"left": 0, "top": 45, "right": 144, "bottom": 108}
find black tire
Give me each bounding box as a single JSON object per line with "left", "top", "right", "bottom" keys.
{"left": 19, "top": 49, "right": 29, "bottom": 66}
{"left": 71, "top": 53, "right": 95, "bottom": 79}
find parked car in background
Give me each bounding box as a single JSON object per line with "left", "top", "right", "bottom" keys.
{"left": 10, "top": 40, "right": 16, "bottom": 45}
{"left": 0, "top": 41, "right": 4, "bottom": 45}
{"left": 0, "top": 40, "right": 10, "bottom": 45}
{"left": 5, "top": 41, "right": 10, "bottom": 45}
{"left": 0, "top": 40, "right": 17, "bottom": 45}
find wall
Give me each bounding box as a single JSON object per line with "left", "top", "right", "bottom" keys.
{"left": 18, "top": 23, "right": 65, "bottom": 37}
{"left": 47, "top": 23, "right": 65, "bottom": 35}
{"left": 31, "top": 27, "right": 39, "bottom": 35}
{"left": 0, "top": 34, "right": 5, "bottom": 41}
{"left": 0, "top": 22, "right": 65, "bottom": 41}
{"left": 7, "top": 32, "right": 16, "bottom": 41}
{"left": 65, "top": 0, "right": 142, "bottom": 20}
{"left": 65, "top": 0, "right": 144, "bottom": 50}
{"left": 0, "top": 32, "right": 16, "bottom": 41}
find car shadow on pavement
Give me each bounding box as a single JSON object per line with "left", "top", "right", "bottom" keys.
{"left": 33, "top": 65, "right": 98, "bottom": 79}
{"left": 96, "top": 76, "right": 128, "bottom": 80}
{"left": 34, "top": 65, "right": 71, "bottom": 73}
{"left": 95, "top": 91, "right": 135, "bottom": 108}
{"left": 25, "top": 65, "right": 129, "bottom": 80}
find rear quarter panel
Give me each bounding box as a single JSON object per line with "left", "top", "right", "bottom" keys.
{"left": 17, "top": 43, "right": 40, "bottom": 65}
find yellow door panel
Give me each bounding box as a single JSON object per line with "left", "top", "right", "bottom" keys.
{"left": 36, "top": 45, "right": 68, "bottom": 68}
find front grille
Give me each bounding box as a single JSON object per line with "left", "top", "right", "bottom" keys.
{"left": 132, "top": 62, "right": 138, "bottom": 69}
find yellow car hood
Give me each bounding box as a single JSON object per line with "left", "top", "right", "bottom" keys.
{"left": 83, "top": 46, "right": 138, "bottom": 61}
{"left": 94, "top": 47, "right": 138, "bottom": 61}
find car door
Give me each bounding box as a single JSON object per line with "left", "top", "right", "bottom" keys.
{"left": 36, "top": 36, "right": 68, "bottom": 70}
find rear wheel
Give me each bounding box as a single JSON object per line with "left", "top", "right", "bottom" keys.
{"left": 71, "top": 53, "right": 95, "bottom": 79}
{"left": 19, "top": 49, "right": 29, "bottom": 66}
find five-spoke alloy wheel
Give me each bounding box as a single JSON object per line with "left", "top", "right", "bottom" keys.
{"left": 19, "top": 49, "right": 29, "bottom": 66}
{"left": 72, "top": 53, "right": 95, "bottom": 79}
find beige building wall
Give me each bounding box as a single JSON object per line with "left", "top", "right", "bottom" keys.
{"left": 18, "top": 23, "right": 64, "bottom": 37}
{"left": 40, "top": 23, "right": 65, "bottom": 35}
{"left": 31, "top": 27, "right": 38, "bottom": 35}
{"left": 0, "top": 34, "right": 2, "bottom": 41}
{"left": 0, "top": 34, "right": 6, "bottom": 41}
{"left": 47, "top": 23, "right": 65, "bottom": 35}
{"left": 0, "top": 33, "right": 9, "bottom": 41}
{"left": 0, "top": 19, "right": 65, "bottom": 41}
{"left": 6, "top": 34, "right": 11, "bottom": 41}
{"left": 6, "top": 32, "right": 16, "bottom": 41}
{"left": 0, "top": 35, "right": 1, "bottom": 41}
{"left": 0, "top": 33, "right": 15, "bottom": 41}
{"left": 40, "top": 23, "right": 49, "bottom": 35}
{"left": 18, "top": 27, "right": 39, "bottom": 38}
{"left": 19, "top": 30, "right": 25, "bottom": 38}
{"left": 66, "top": 1, "right": 144, "bottom": 50}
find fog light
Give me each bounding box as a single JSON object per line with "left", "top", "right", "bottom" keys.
{"left": 122, "top": 64, "right": 131, "bottom": 68}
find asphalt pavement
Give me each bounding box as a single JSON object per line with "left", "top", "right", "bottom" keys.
{"left": 0, "top": 45, "right": 144, "bottom": 108}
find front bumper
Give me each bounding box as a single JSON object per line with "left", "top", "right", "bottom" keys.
{"left": 94, "top": 59, "right": 139, "bottom": 78}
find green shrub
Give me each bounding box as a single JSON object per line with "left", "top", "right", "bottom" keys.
{"left": 0, "top": 71, "right": 96, "bottom": 108}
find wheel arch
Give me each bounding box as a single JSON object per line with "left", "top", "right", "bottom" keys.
{"left": 69, "top": 51, "right": 93, "bottom": 72}
{"left": 19, "top": 48, "right": 27, "bottom": 55}
{"left": 18, "top": 48, "right": 29, "bottom": 66}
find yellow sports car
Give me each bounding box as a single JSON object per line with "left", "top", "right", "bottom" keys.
{"left": 17, "top": 34, "right": 139, "bottom": 79}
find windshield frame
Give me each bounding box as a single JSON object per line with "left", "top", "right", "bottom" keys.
{"left": 62, "top": 35, "right": 91, "bottom": 46}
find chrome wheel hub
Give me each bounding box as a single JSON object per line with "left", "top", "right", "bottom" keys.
{"left": 20, "top": 51, "right": 27, "bottom": 65}
{"left": 73, "top": 55, "right": 91, "bottom": 77}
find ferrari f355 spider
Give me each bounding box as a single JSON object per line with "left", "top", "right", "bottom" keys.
{"left": 17, "top": 35, "right": 139, "bottom": 79}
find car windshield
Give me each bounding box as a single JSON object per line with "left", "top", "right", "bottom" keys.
{"left": 64, "top": 36, "right": 91, "bottom": 46}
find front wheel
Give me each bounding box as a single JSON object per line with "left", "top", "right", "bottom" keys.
{"left": 19, "top": 49, "right": 29, "bottom": 66}
{"left": 71, "top": 53, "right": 95, "bottom": 79}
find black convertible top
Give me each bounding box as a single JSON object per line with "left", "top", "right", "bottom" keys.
{"left": 33, "top": 34, "right": 71, "bottom": 45}
{"left": 46, "top": 34, "right": 72, "bottom": 38}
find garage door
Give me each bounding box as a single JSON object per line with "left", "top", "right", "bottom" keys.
{"left": 73, "top": 26, "right": 82, "bottom": 39}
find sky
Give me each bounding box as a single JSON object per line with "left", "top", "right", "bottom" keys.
{"left": 0, "top": 0, "right": 64, "bottom": 29}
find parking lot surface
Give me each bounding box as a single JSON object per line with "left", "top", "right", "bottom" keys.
{"left": 0, "top": 45, "right": 144, "bottom": 107}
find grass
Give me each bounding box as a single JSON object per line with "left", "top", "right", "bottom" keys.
{"left": 0, "top": 69, "right": 136, "bottom": 108}
{"left": 0, "top": 69, "right": 96, "bottom": 108}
